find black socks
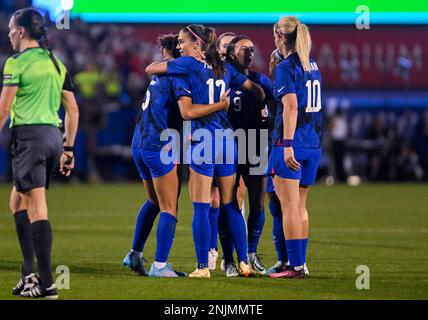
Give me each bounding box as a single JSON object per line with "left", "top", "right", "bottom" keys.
{"left": 13, "top": 210, "right": 35, "bottom": 276}
{"left": 32, "top": 220, "right": 54, "bottom": 288}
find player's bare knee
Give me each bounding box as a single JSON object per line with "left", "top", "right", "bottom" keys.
{"left": 211, "top": 197, "right": 220, "bottom": 208}
{"left": 9, "top": 195, "right": 25, "bottom": 214}
{"left": 162, "top": 205, "right": 177, "bottom": 216}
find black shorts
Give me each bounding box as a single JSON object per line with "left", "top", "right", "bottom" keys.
{"left": 10, "top": 125, "right": 63, "bottom": 193}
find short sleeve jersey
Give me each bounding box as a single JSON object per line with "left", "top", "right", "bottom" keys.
{"left": 273, "top": 53, "right": 323, "bottom": 148}
{"left": 228, "top": 70, "right": 274, "bottom": 130}
{"left": 167, "top": 56, "right": 247, "bottom": 135}
{"left": 2, "top": 47, "right": 72, "bottom": 127}
{"left": 131, "top": 75, "right": 191, "bottom": 151}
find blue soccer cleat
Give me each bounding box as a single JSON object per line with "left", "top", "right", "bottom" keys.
{"left": 122, "top": 251, "right": 148, "bottom": 276}
{"left": 148, "top": 263, "right": 182, "bottom": 278}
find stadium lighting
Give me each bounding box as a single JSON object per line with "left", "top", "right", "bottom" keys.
{"left": 61, "top": 0, "right": 74, "bottom": 11}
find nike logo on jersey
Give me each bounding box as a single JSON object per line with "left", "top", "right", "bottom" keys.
{"left": 183, "top": 88, "right": 191, "bottom": 94}
{"left": 277, "top": 86, "right": 285, "bottom": 93}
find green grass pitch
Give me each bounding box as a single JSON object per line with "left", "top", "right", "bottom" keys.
{"left": 0, "top": 183, "right": 427, "bottom": 300}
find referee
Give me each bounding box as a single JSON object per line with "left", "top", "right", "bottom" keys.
{"left": 0, "top": 8, "right": 79, "bottom": 299}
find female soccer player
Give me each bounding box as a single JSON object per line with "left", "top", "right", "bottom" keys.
{"left": 268, "top": 16, "right": 322, "bottom": 279}
{"left": 146, "top": 24, "right": 265, "bottom": 277}
{"left": 224, "top": 35, "right": 275, "bottom": 275}
{"left": 265, "top": 43, "right": 289, "bottom": 275}
{"left": 207, "top": 32, "right": 236, "bottom": 272}
{"left": 123, "top": 34, "right": 231, "bottom": 277}
{"left": 0, "top": 8, "right": 79, "bottom": 298}
{"left": 218, "top": 33, "right": 248, "bottom": 215}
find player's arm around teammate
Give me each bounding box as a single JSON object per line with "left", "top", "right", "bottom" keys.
{"left": 124, "top": 34, "right": 232, "bottom": 277}
{"left": 146, "top": 25, "right": 264, "bottom": 277}
{"left": 1, "top": 8, "right": 79, "bottom": 298}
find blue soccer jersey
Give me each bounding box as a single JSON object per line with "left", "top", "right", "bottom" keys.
{"left": 132, "top": 75, "right": 191, "bottom": 151}
{"left": 167, "top": 56, "right": 248, "bottom": 134}
{"left": 272, "top": 53, "right": 323, "bottom": 148}
{"left": 228, "top": 70, "right": 274, "bottom": 130}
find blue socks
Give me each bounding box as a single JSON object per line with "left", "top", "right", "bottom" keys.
{"left": 222, "top": 201, "right": 248, "bottom": 263}
{"left": 247, "top": 209, "right": 265, "bottom": 254}
{"left": 269, "top": 200, "right": 288, "bottom": 262}
{"left": 285, "top": 239, "right": 304, "bottom": 267}
{"left": 208, "top": 206, "right": 219, "bottom": 250}
{"left": 302, "top": 238, "right": 308, "bottom": 265}
{"left": 192, "top": 202, "right": 211, "bottom": 269}
{"left": 154, "top": 212, "right": 177, "bottom": 263}
{"left": 218, "top": 207, "right": 234, "bottom": 264}
{"left": 132, "top": 200, "right": 159, "bottom": 252}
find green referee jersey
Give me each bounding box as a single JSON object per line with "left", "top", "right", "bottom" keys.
{"left": 2, "top": 47, "right": 72, "bottom": 128}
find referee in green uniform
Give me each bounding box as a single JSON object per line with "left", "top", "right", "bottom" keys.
{"left": 0, "top": 8, "right": 79, "bottom": 299}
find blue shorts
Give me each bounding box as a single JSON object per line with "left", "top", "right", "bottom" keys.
{"left": 187, "top": 139, "right": 237, "bottom": 178}
{"left": 268, "top": 146, "right": 322, "bottom": 186}
{"left": 266, "top": 175, "right": 275, "bottom": 193}
{"left": 132, "top": 148, "right": 176, "bottom": 180}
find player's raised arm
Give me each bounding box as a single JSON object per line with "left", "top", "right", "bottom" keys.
{"left": 145, "top": 61, "right": 168, "bottom": 76}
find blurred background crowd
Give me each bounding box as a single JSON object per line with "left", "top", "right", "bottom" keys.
{"left": 0, "top": 0, "right": 427, "bottom": 184}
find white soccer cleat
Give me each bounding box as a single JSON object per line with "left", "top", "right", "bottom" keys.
{"left": 220, "top": 259, "right": 225, "bottom": 271}
{"left": 208, "top": 249, "right": 219, "bottom": 271}
{"left": 304, "top": 263, "right": 310, "bottom": 276}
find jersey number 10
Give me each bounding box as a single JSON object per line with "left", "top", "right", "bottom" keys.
{"left": 305, "top": 80, "right": 321, "bottom": 113}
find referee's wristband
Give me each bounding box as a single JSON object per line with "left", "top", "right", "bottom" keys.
{"left": 63, "top": 146, "right": 74, "bottom": 152}
{"left": 282, "top": 139, "right": 293, "bottom": 147}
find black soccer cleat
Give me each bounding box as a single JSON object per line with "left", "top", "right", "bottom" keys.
{"left": 12, "top": 273, "right": 39, "bottom": 296}
{"left": 20, "top": 284, "right": 58, "bottom": 299}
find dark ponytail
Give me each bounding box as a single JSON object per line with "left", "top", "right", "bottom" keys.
{"left": 13, "top": 8, "right": 61, "bottom": 74}
{"left": 182, "top": 24, "right": 225, "bottom": 78}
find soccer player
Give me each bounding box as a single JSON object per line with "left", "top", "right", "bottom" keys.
{"left": 123, "top": 34, "right": 230, "bottom": 277}
{"left": 225, "top": 35, "right": 275, "bottom": 275}
{"left": 268, "top": 16, "right": 323, "bottom": 279}
{"left": 0, "top": 8, "right": 79, "bottom": 298}
{"left": 146, "top": 24, "right": 265, "bottom": 277}
{"left": 207, "top": 32, "right": 237, "bottom": 273}
{"left": 218, "top": 33, "right": 248, "bottom": 214}
{"left": 265, "top": 43, "right": 290, "bottom": 275}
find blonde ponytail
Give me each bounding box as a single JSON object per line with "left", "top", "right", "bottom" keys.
{"left": 277, "top": 16, "right": 312, "bottom": 72}
{"left": 295, "top": 24, "right": 312, "bottom": 72}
